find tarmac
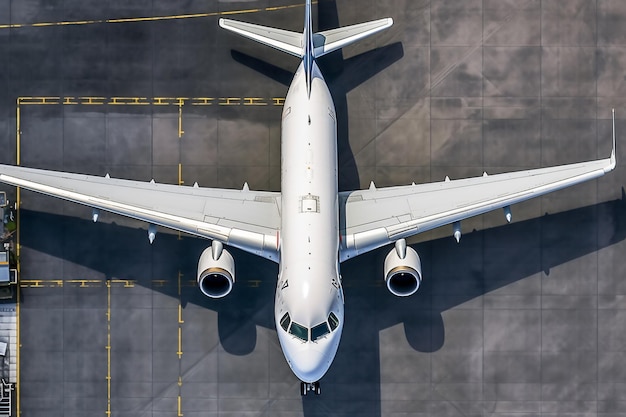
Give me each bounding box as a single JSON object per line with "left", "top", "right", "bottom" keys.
{"left": 0, "top": 0, "right": 626, "bottom": 416}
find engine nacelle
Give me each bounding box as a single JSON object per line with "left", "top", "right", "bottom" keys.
{"left": 384, "top": 243, "right": 422, "bottom": 297}
{"left": 197, "top": 242, "right": 235, "bottom": 298}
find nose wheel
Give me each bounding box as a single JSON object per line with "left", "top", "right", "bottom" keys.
{"left": 300, "top": 381, "right": 321, "bottom": 396}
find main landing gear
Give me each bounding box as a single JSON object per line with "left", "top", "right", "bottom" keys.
{"left": 300, "top": 381, "right": 321, "bottom": 396}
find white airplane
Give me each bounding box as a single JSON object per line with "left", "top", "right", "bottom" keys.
{"left": 0, "top": 0, "right": 617, "bottom": 396}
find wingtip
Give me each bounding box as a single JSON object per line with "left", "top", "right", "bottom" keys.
{"left": 607, "top": 108, "right": 617, "bottom": 172}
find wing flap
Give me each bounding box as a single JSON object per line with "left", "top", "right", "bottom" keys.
{"left": 0, "top": 165, "right": 281, "bottom": 261}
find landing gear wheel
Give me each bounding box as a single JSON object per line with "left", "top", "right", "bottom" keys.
{"left": 314, "top": 382, "right": 321, "bottom": 395}
{"left": 300, "top": 381, "right": 321, "bottom": 396}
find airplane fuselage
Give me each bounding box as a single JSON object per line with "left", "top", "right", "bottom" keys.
{"left": 274, "top": 60, "right": 344, "bottom": 383}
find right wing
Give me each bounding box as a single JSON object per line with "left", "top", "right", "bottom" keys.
{"left": 0, "top": 165, "right": 282, "bottom": 262}
{"left": 340, "top": 112, "right": 617, "bottom": 261}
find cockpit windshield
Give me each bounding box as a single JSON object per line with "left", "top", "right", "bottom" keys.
{"left": 311, "top": 322, "right": 330, "bottom": 341}
{"left": 328, "top": 312, "right": 339, "bottom": 331}
{"left": 289, "top": 321, "right": 308, "bottom": 341}
{"left": 279, "top": 311, "right": 341, "bottom": 342}
{"left": 280, "top": 313, "right": 291, "bottom": 331}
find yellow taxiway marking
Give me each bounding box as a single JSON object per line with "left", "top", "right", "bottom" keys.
{"left": 18, "top": 96, "right": 285, "bottom": 106}
{"left": 110, "top": 279, "right": 135, "bottom": 288}
{"left": 66, "top": 279, "right": 102, "bottom": 287}
{"left": 20, "top": 279, "right": 64, "bottom": 288}
{"left": 106, "top": 280, "right": 112, "bottom": 417}
{"left": 18, "top": 278, "right": 270, "bottom": 288}
{"left": 178, "top": 101, "right": 185, "bottom": 138}
{"left": 0, "top": 3, "right": 310, "bottom": 30}
{"left": 177, "top": 327, "right": 183, "bottom": 359}
{"left": 177, "top": 272, "right": 184, "bottom": 413}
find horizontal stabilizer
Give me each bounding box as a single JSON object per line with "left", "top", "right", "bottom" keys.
{"left": 313, "top": 18, "right": 393, "bottom": 58}
{"left": 219, "top": 18, "right": 303, "bottom": 57}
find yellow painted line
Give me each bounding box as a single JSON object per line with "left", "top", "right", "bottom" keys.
{"left": 79, "top": 96, "right": 107, "bottom": 105}
{"left": 19, "top": 279, "right": 64, "bottom": 287}
{"left": 110, "top": 279, "right": 135, "bottom": 287}
{"left": 16, "top": 98, "right": 20, "bottom": 166}
{"left": 106, "top": 280, "right": 111, "bottom": 416}
{"left": 178, "top": 101, "right": 184, "bottom": 138}
{"left": 63, "top": 97, "right": 79, "bottom": 105}
{"left": 244, "top": 97, "right": 269, "bottom": 106}
{"left": 272, "top": 97, "right": 286, "bottom": 106}
{"left": 152, "top": 280, "right": 168, "bottom": 287}
{"left": 191, "top": 98, "right": 215, "bottom": 106}
{"left": 178, "top": 304, "right": 184, "bottom": 324}
{"left": 18, "top": 96, "right": 60, "bottom": 105}
{"left": 219, "top": 97, "right": 241, "bottom": 106}
{"left": 18, "top": 96, "right": 286, "bottom": 107}
{"left": 0, "top": 3, "right": 310, "bottom": 30}
{"left": 66, "top": 279, "right": 103, "bottom": 287}
{"left": 108, "top": 96, "right": 150, "bottom": 105}
{"left": 177, "top": 327, "right": 183, "bottom": 358}
{"left": 178, "top": 395, "right": 183, "bottom": 416}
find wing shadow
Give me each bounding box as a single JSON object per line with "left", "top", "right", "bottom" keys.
{"left": 302, "top": 197, "right": 626, "bottom": 413}
{"left": 18, "top": 197, "right": 626, "bottom": 414}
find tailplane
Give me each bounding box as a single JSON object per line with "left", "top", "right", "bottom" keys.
{"left": 218, "top": 19, "right": 303, "bottom": 57}
{"left": 219, "top": 5, "right": 393, "bottom": 60}
{"left": 312, "top": 18, "right": 393, "bottom": 58}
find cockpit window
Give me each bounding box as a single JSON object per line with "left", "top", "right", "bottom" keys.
{"left": 289, "top": 321, "right": 308, "bottom": 342}
{"left": 280, "top": 313, "right": 291, "bottom": 331}
{"left": 328, "top": 312, "right": 339, "bottom": 331}
{"left": 311, "top": 322, "right": 330, "bottom": 341}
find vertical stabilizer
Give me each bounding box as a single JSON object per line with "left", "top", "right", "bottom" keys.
{"left": 303, "top": 0, "right": 314, "bottom": 96}
{"left": 219, "top": 0, "right": 393, "bottom": 96}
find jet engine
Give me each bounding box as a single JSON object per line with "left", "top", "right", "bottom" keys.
{"left": 384, "top": 239, "right": 422, "bottom": 297}
{"left": 197, "top": 241, "right": 235, "bottom": 298}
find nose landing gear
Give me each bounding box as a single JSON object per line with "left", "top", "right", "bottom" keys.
{"left": 300, "top": 381, "right": 321, "bottom": 396}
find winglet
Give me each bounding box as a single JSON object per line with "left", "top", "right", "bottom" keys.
{"left": 607, "top": 108, "right": 617, "bottom": 172}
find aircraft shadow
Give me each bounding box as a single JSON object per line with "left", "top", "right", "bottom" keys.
{"left": 18, "top": 196, "right": 626, "bottom": 415}
{"left": 229, "top": 38, "right": 404, "bottom": 193}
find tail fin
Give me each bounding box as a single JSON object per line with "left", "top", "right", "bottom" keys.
{"left": 303, "top": 0, "right": 314, "bottom": 95}
{"left": 219, "top": 3, "right": 393, "bottom": 67}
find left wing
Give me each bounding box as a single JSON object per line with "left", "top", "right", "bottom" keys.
{"left": 0, "top": 165, "right": 281, "bottom": 261}
{"left": 340, "top": 112, "right": 617, "bottom": 261}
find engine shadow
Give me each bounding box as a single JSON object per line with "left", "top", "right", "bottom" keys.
{"left": 18, "top": 207, "right": 277, "bottom": 356}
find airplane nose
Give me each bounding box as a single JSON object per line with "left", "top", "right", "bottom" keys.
{"left": 289, "top": 348, "right": 329, "bottom": 383}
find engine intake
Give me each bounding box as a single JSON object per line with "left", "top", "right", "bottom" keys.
{"left": 197, "top": 242, "right": 235, "bottom": 298}
{"left": 384, "top": 242, "right": 422, "bottom": 297}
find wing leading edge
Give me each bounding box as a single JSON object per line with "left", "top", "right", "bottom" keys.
{"left": 340, "top": 110, "right": 617, "bottom": 261}
{"left": 0, "top": 165, "right": 281, "bottom": 262}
